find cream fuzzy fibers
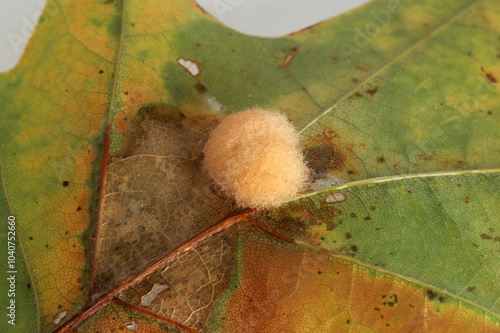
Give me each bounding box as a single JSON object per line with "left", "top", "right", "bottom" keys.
{"left": 203, "top": 108, "right": 309, "bottom": 208}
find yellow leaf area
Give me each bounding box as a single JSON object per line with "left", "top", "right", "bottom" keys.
{"left": 218, "top": 232, "right": 500, "bottom": 332}
{"left": 0, "top": 0, "right": 120, "bottom": 329}
{"left": 110, "top": 0, "right": 210, "bottom": 146}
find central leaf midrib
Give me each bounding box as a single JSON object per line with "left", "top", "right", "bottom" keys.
{"left": 289, "top": 168, "right": 500, "bottom": 202}
{"left": 89, "top": 0, "right": 128, "bottom": 298}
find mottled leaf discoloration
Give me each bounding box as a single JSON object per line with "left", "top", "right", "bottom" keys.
{"left": 1, "top": 0, "right": 500, "bottom": 332}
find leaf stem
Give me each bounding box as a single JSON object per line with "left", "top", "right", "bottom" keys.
{"left": 288, "top": 168, "right": 500, "bottom": 202}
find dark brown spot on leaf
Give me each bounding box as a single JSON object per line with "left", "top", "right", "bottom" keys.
{"left": 466, "top": 286, "right": 476, "bottom": 293}
{"left": 62, "top": 181, "right": 69, "bottom": 187}
{"left": 304, "top": 145, "right": 345, "bottom": 177}
{"left": 345, "top": 232, "right": 352, "bottom": 239}
{"left": 194, "top": 82, "right": 208, "bottom": 94}
{"left": 486, "top": 73, "right": 497, "bottom": 83}
{"left": 426, "top": 289, "right": 438, "bottom": 301}
{"left": 366, "top": 86, "right": 379, "bottom": 96}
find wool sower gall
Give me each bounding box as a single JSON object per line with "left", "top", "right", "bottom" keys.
{"left": 203, "top": 108, "right": 309, "bottom": 209}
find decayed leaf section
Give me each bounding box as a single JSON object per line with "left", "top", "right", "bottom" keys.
{"left": 92, "top": 105, "right": 228, "bottom": 299}
{"left": 114, "top": 220, "right": 239, "bottom": 331}
{"left": 76, "top": 301, "right": 189, "bottom": 332}
{"left": 85, "top": 220, "right": 499, "bottom": 332}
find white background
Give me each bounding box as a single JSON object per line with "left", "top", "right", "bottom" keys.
{"left": 0, "top": 0, "right": 371, "bottom": 72}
